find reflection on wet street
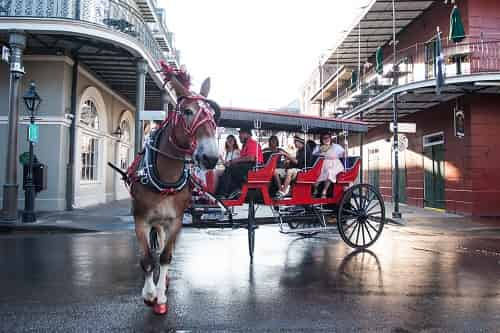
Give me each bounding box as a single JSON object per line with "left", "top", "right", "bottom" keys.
{"left": 1, "top": 225, "right": 499, "bottom": 331}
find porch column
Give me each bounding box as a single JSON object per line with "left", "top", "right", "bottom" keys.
{"left": 135, "top": 60, "right": 147, "bottom": 155}
{"left": 1, "top": 31, "right": 26, "bottom": 221}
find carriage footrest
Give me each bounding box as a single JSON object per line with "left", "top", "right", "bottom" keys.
{"left": 279, "top": 226, "right": 338, "bottom": 234}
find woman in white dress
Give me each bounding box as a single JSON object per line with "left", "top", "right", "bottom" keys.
{"left": 314, "top": 133, "right": 345, "bottom": 198}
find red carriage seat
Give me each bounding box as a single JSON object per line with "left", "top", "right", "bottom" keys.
{"left": 222, "top": 153, "right": 281, "bottom": 206}
{"left": 336, "top": 157, "right": 361, "bottom": 184}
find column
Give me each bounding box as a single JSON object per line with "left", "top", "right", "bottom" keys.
{"left": 1, "top": 31, "right": 26, "bottom": 221}
{"left": 135, "top": 60, "right": 147, "bottom": 155}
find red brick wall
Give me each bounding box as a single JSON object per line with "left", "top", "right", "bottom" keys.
{"left": 362, "top": 97, "right": 473, "bottom": 215}
{"left": 469, "top": 94, "right": 500, "bottom": 216}
{"left": 373, "top": 1, "right": 469, "bottom": 64}
{"left": 468, "top": 0, "right": 500, "bottom": 38}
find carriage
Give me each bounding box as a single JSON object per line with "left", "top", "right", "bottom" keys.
{"left": 189, "top": 108, "right": 386, "bottom": 261}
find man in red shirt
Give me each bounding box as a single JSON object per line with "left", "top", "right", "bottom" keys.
{"left": 216, "top": 126, "right": 263, "bottom": 198}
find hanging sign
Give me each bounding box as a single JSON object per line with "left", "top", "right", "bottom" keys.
{"left": 28, "top": 124, "right": 39, "bottom": 143}
{"left": 390, "top": 122, "right": 416, "bottom": 133}
{"left": 454, "top": 108, "right": 464, "bottom": 138}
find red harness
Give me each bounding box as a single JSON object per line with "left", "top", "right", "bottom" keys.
{"left": 126, "top": 94, "right": 218, "bottom": 196}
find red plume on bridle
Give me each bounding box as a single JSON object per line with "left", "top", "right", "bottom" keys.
{"left": 159, "top": 61, "right": 191, "bottom": 90}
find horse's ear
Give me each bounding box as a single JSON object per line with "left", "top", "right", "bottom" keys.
{"left": 200, "top": 77, "right": 211, "bottom": 97}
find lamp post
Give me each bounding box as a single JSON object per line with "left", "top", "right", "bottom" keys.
{"left": 22, "top": 81, "right": 42, "bottom": 223}
{"left": 391, "top": 0, "right": 402, "bottom": 219}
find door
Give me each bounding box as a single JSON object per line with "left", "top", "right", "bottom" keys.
{"left": 368, "top": 149, "right": 380, "bottom": 190}
{"left": 424, "top": 144, "right": 445, "bottom": 209}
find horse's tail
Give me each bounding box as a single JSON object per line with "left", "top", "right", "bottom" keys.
{"left": 107, "top": 162, "right": 128, "bottom": 182}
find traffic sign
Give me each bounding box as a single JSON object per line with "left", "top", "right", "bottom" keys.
{"left": 391, "top": 134, "right": 408, "bottom": 152}
{"left": 390, "top": 122, "right": 416, "bottom": 134}
{"left": 28, "top": 124, "right": 39, "bottom": 143}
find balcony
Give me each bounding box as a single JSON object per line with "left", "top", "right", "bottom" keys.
{"left": 0, "top": 0, "right": 175, "bottom": 109}
{"left": 320, "top": 36, "right": 500, "bottom": 121}
{"left": 0, "top": 0, "right": 167, "bottom": 65}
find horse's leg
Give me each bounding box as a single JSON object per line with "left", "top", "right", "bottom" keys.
{"left": 153, "top": 221, "right": 181, "bottom": 315}
{"left": 135, "top": 221, "right": 156, "bottom": 305}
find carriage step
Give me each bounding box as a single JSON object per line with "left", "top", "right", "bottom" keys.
{"left": 279, "top": 226, "right": 338, "bottom": 234}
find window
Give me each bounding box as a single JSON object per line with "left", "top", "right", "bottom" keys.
{"left": 119, "top": 120, "right": 131, "bottom": 170}
{"left": 80, "top": 99, "right": 100, "bottom": 182}
{"left": 81, "top": 135, "right": 98, "bottom": 181}
{"left": 80, "top": 100, "right": 99, "bottom": 129}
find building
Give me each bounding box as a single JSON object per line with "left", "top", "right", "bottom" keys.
{"left": 0, "top": 0, "right": 180, "bottom": 212}
{"left": 302, "top": 0, "right": 500, "bottom": 216}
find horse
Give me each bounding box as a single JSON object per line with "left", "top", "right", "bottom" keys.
{"left": 116, "top": 72, "right": 220, "bottom": 315}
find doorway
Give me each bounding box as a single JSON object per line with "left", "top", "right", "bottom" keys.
{"left": 423, "top": 132, "right": 445, "bottom": 209}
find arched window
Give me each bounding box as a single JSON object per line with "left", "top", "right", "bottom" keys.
{"left": 80, "top": 100, "right": 99, "bottom": 129}
{"left": 119, "top": 119, "right": 131, "bottom": 170}
{"left": 80, "top": 99, "right": 100, "bottom": 182}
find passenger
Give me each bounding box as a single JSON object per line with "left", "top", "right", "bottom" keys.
{"left": 215, "top": 126, "right": 263, "bottom": 199}
{"left": 262, "top": 135, "right": 287, "bottom": 163}
{"left": 223, "top": 134, "right": 240, "bottom": 162}
{"left": 274, "top": 135, "right": 313, "bottom": 198}
{"left": 313, "top": 132, "right": 345, "bottom": 198}
{"left": 213, "top": 135, "right": 240, "bottom": 192}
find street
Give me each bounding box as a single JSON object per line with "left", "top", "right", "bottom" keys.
{"left": 1, "top": 221, "right": 499, "bottom": 332}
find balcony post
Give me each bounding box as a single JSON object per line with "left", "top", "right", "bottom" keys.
{"left": 135, "top": 59, "right": 147, "bottom": 155}
{"left": 1, "top": 31, "right": 26, "bottom": 221}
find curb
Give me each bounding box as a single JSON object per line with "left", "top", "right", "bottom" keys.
{"left": 0, "top": 222, "right": 98, "bottom": 234}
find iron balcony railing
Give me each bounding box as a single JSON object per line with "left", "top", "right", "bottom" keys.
{"left": 324, "top": 35, "right": 500, "bottom": 113}
{"left": 0, "top": 0, "right": 174, "bottom": 66}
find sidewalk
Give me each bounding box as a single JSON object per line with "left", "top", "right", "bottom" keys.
{"left": 385, "top": 201, "right": 500, "bottom": 235}
{"left": 1, "top": 199, "right": 499, "bottom": 235}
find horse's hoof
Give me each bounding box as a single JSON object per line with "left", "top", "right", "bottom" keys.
{"left": 144, "top": 298, "right": 156, "bottom": 307}
{"left": 153, "top": 303, "right": 168, "bottom": 315}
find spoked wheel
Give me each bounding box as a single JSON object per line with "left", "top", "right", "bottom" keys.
{"left": 247, "top": 200, "right": 256, "bottom": 262}
{"left": 337, "top": 184, "right": 385, "bottom": 249}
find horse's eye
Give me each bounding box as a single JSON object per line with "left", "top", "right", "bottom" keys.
{"left": 183, "top": 109, "right": 193, "bottom": 116}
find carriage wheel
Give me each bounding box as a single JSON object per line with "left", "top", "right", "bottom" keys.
{"left": 247, "top": 200, "right": 256, "bottom": 262}
{"left": 337, "top": 184, "right": 385, "bottom": 249}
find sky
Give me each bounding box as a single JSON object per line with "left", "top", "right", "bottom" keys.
{"left": 162, "top": 0, "right": 371, "bottom": 110}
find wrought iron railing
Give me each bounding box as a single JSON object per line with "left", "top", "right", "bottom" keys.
{"left": 324, "top": 35, "right": 500, "bottom": 112}
{"left": 0, "top": 0, "right": 172, "bottom": 66}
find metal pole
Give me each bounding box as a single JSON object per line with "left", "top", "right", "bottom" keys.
{"left": 1, "top": 32, "right": 26, "bottom": 221}
{"left": 392, "top": 0, "right": 402, "bottom": 219}
{"left": 135, "top": 59, "right": 147, "bottom": 155}
{"left": 360, "top": 110, "right": 364, "bottom": 183}
{"left": 22, "top": 111, "right": 36, "bottom": 222}
{"left": 66, "top": 58, "right": 78, "bottom": 210}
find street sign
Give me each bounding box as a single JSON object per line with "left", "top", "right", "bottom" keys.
{"left": 28, "top": 124, "right": 39, "bottom": 143}
{"left": 140, "top": 110, "right": 166, "bottom": 120}
{"left": 390, "top": 122, "right": 416, "bottom": 133}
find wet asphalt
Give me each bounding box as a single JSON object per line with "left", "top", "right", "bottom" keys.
{"left": 0, "top": 224, "right": 499, "bottom": 332}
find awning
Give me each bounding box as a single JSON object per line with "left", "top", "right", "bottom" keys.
{"left": 322, "top": 0, "right": 435, "bottom": 68}
{"left": 219, "top": 107, "right": 368, "bottom": 133}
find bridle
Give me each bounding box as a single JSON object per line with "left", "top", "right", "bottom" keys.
{"left": 157, "top": 95, "right": 220, "bottom": 158}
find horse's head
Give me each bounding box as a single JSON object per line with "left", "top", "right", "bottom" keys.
{"left": 170, "top": 77, "right": 220, "bottom": 170}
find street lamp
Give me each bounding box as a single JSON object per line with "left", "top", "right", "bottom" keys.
{"left": 22, "top": 81, "right": 42, "bottom": 223}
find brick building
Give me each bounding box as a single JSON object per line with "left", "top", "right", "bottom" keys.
{"left": 302, "top": 0, "right": 500, "bottom": 216}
